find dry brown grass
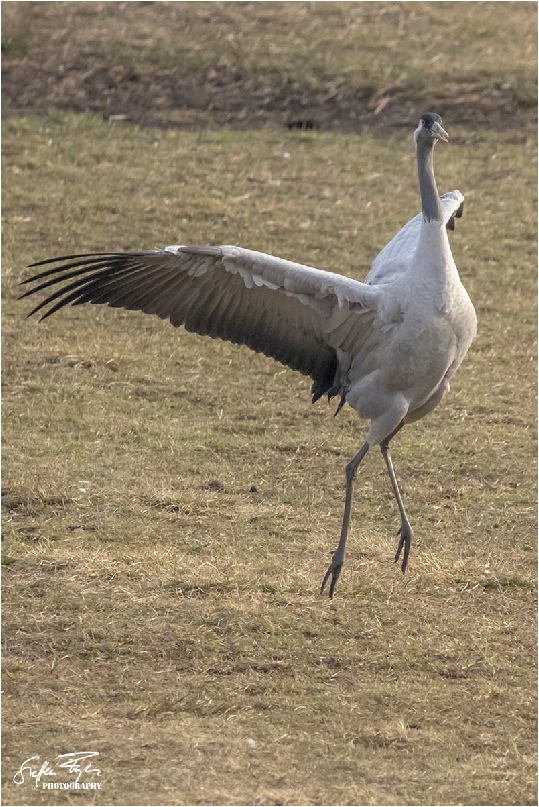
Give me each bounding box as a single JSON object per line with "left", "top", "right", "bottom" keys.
{"left": 2, "top": 2, "right": 537, "bottom": 130}
{"left": 2, "top": 3, "right": 537, "bottom": 806}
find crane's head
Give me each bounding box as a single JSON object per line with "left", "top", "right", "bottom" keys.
{"left": 414, "top": 112, "right": 449, "bottom": 146}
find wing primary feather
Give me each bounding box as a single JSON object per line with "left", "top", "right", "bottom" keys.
{"left": 18, "top": 259, "right": 117, "bottom": 300}
{"left": 23, "top": 267, "right": 124, "bottom": 319}
{"left": 22, "top": 257, "right": 150, "bottom": 318}
{"left": 22, "top": 254, "right": 171, "bottom": 318}
{"left": 82, "top": 260, "right": 179, "bottom": 310}
{"left": 124, "top": 267, "right": 190, "bottom": 317}
{"left": 26, "top": 251, "right": 152, "bottom": 272}
{"left": 22, "top": 253, "right": 132, "bottom": 283}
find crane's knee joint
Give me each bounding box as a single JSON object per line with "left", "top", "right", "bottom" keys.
{"left": 345, "top": 461, "right": 358, "bottom": 483}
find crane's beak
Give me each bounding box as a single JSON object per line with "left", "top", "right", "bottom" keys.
{"left": 432, "top": 121, "right": 449, "bottom": 142}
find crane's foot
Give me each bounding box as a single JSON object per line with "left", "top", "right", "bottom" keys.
{"left": 394, "top": 520, "right": 413, "bottom": 573}
{"left": 320, "top": 550, "right": 344, "bottom": 599}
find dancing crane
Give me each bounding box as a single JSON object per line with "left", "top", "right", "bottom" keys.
{"left": 21, "top": 113, "right": 477, "bottom": 597}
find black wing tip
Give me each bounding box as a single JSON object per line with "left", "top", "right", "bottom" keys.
{"left": 19, "top": 249, "right": 170, "bottom": 320}
{"left": 446, "top": 200, "right": 465, "bottom": 232}
{"left": 19, "top": 253, "right": 113, "bottom": 288}
{"left": 27, "top": 252, "right": 115, "bottom": 269}
{"left": 19, "top": 250, "right": 155, "bottom": 290}
{"left": 25, "top": 249, "right": 157, "bottom": 271}
{"left": 310, "top": 352, "right": 339, "bottom": 404}
{"left": 24, "top": 303, "right": 49, "bottom": 321}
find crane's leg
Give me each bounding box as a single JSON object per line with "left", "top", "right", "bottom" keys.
{"left": 321, "top": 441, "right": 370, "bottom": 598}
{"left": 380, "top": 427, "right": 413, "bottom": 573}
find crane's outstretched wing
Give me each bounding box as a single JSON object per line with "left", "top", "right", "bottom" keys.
{"left": 20, "top": 245, "right": 378, "bottom": 402}
{"left": 365, "top": 190, "right": 465, "bottom": 285}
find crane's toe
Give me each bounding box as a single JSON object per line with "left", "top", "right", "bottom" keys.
{"left": 320, "top": 552, "right": 344, "bottom": 599}
{"left": 394, "top": 520, "right": 413, "bottom": 573}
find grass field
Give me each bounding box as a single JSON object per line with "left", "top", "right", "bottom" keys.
{"left": 2, "top": 3, "right": 537, "bottom": 805}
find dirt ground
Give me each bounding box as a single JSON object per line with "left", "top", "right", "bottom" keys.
{"left": 2, "top": 3, "right": 536, "bottom": 134}
{"left": 3, "top": 57, "right": 535, "bottom": 133}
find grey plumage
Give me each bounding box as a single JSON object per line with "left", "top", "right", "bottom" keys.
{"left": 21, "top": 113, "right": 477, "bottom": 598}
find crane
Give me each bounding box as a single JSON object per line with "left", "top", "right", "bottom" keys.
{"left": 20, "top": 113, "right": 477, "bottom": 598}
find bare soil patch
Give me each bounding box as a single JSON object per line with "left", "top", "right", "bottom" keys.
{"left": 3, "top": 56, "right": 536, "bottom": 133}
{"left": 2, "top": 2, "right": 537, "bottom": 133}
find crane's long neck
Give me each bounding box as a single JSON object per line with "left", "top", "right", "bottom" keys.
{"left": 414, "top": 137, "right": 457, "bottom": 289}
{"left": 416, "top": 139, "right": 444, "bottom": 224}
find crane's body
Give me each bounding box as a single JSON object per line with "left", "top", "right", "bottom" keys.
{"left": 348, "top": 215, "right": 476, "bottom": 438}
{"left": 21, "top": 113, "right": 477, "bottom": 597}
